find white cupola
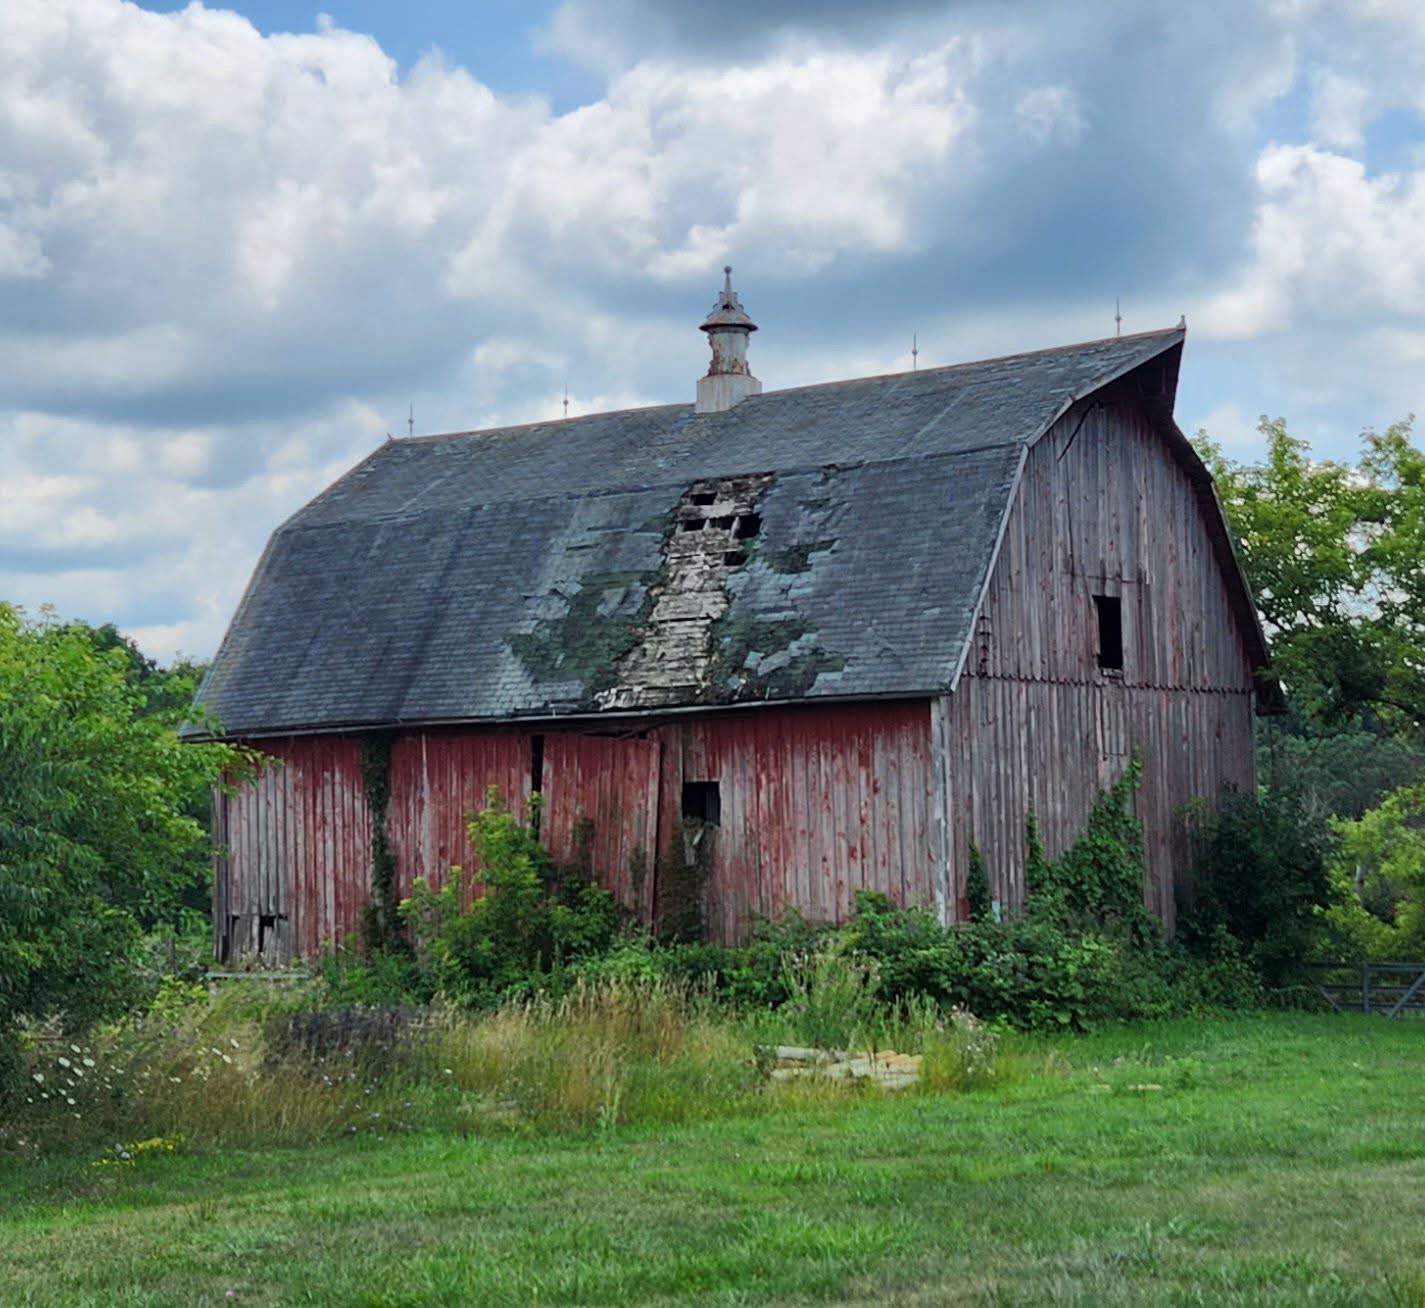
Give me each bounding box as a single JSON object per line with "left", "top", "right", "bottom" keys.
{"left": 696, "top": 266, "right": 762, "bottom": 414}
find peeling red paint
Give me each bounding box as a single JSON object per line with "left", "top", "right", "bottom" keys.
{"left": 213, "top": 701, "right": 937, "bottom": 960}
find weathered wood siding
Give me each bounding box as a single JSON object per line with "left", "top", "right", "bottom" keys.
{"left": 940, "top": 393, "right": 1257, "bottom": 927}
{"left": 386, "top": 731, "right": 532, "bottom": 898}
{"left": 214, "top": 701, "right": 935, "bottom": 958}
{"left": 657, "top": 702, "right": 936, "bottom": 942}
{"left": 543, "top": 732, "right": 662, "bottom": 922}
{"left": 213, "top": 736, "right": 371, "bottom": 964}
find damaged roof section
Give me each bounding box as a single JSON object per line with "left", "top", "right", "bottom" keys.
{"left": 192, "top": 330, "right": 1186, "bottom": 736}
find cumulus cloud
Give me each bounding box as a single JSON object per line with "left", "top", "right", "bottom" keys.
{"left": 3, "top": 0, "right": 1425, "bottom": 657}
{"left": 1199, "top": 144, "right": 1425, "bottom": 339}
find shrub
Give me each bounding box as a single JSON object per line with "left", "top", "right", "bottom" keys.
{"left": 964, "top": 843, "right": 993, "bottom": 923}
{"left": 401, "top": 790, "right": 618, "bottom": 1008}
{"left": 1179, "top": 786, "right": 1334, "bottom": 985}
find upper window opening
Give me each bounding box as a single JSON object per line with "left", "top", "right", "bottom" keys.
{"left": 682, "top": 780, "right": 721, "bottom": 826}
{"left": 680, "top": 518, "right": 706, "bottom": 533}
{"left": 734, "top": 513, "right": 762, "bottom": 540}
{"left": 691, "top": 492, "right": 717, "bottom": 506}
{"left": 1094, "top": 594, "right": 1124, "bottom": 671}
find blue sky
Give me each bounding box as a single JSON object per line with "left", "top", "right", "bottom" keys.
{"left": 3, "top": 0, "right": 1425, "bottom": 658}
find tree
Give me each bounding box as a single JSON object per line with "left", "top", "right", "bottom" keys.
{"left": 0, "top": 605, "right": 237, "bottom": 1054}
{"left": 1198, "top": 418, "right": 1425, "bottom": 731}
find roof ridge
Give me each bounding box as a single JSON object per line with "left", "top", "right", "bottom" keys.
{"left": 397, "top": 325, "right": 1184, "bottom": 447}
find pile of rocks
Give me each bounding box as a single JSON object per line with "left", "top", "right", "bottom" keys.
{"left": 765, "top": 1045, "right": 921, "bottom": 1091}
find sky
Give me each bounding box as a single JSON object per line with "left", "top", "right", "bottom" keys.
{"left": 4, "top": 0, "right": 1425, "bottom": 661}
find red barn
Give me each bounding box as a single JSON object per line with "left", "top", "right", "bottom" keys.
{"left": 189, "top": 274, "right": 1280, "bottom": 963}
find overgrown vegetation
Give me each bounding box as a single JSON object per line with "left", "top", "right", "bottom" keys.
{"left": 1198, "top": 416, "right": 1425, "bottom": 958}
{"left": 323, "top": 764, "right": 1287, "bottom": 1034}
{"left": 399, "top": 790, "right": 619, "bottom": 1007}
{"left": 0, "top": 605, "right": 239, "bottom": 1080}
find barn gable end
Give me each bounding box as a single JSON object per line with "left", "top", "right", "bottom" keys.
{"left": 938, "top": 373, "right": 1263, "bottom": 929}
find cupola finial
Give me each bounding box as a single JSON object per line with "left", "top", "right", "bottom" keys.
{"left": 696, "top": 266, "right": 761, "bottom": 414}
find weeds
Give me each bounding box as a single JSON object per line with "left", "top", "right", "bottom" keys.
{"left": 5, "top": 974, "right": 1003, "bottom": 1154}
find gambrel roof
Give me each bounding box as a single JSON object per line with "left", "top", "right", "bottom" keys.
{"left": 190, "top": 326, "right": 1277, "bottom": 738}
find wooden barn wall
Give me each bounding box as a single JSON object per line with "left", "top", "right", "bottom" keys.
{"left": 213, "top": 736, "right": 371, "bottom": 964}
{"left": 385, "top": 731, "right": 532, "bottom": 900}
{"left": 542, "top": 732, "right": 662, "bottom": 923}
{"left": 658, "top": 702, "right": 936, "bottom": 943}
{"left": 216, "top": 702, "right": 936, "bottom": 959}
{"left": 942, "top": 394, "right": 1257, "bottom": 928}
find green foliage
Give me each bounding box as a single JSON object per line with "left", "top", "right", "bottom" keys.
{"left": 0, "top": 605, "right": 238, "bottom": 1064}
{"left": 1024, "top": 759, "right": 1157, "bottom": 945}
{"left": 1179, "top": 786, "right": 1333, "bottom": 986}
{"left": 778, "top": 943, "right": 881, "bottom": 1050}
{"left": 1199, "top": 417, "right": 1425, "bottom": 729}
{"left": 1319, "top": 783, "right": 1425, "bottom": 960}
{"left": 400, "top": 789, "right": 618, "bottom": 1007}
{"left": 964, "top": 842, "right": 992, "bottom": 923}
{"left": 1260, "top": 712, "right": 1425, "bottom": 820}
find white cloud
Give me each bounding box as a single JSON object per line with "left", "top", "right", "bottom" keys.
{"left": 1199, "top": 144, "right": 1425, "bottom": 339}
{"left": 3, "top": 0, "right": 1425, "bottom": 656}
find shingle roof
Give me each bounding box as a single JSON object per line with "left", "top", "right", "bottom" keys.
{"left": 192, "top": 328, "right": 1190, "bottom": 737}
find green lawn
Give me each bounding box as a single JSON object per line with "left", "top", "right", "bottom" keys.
{"left": 4, "top": 1014, "right": 1425, "bottom": 1306}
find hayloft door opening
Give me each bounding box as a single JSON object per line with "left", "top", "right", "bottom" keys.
{"left": 1094, "top": 594, "right": 1124, "bottom": 672}
{"left": 681, "top": 780, "right": 721, "bottom": 826}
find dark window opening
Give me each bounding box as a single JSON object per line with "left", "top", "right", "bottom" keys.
{"left": 723, "top": 550, "right": 747, "bottom": 567}
{"left": 680, "top": 517, "right": 706, "bottom": 533}
{"left": 682, "top": 780, "right": 721, "bottom": 826}
{"left": 1094, "top": 594, "right": 1123, "bottom": 671}
{"left": 713, "top": 515, "right": 735, "bottom": 529}
{"left": 734, "top": 513, "right": 762, "bottom": 540}
{"left": 258, "top": 913, "right": 286, "bottom": 955}
{"left": 691, "top": 491, "right": 717, "bottom": 506}
{"left": 530, "top": 734, "right": 545, "bottom": 834}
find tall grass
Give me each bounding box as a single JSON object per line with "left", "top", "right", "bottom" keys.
{"left": 5, "top": 964, "right": 1009, "bottom": 1156}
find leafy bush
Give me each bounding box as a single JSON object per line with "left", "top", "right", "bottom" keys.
{"left": 1322, "top": 783, "right": 1425, "bottom": 960}
{"left": 1179, "top": 786, "right": 1333, "bottom": 985}
{"left": 401, "top": 790, "right": 618, "bottom": 1007}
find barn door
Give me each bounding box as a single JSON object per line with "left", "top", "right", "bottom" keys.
{"left": 541, "top": 734, "right": 662, "bottom": 923}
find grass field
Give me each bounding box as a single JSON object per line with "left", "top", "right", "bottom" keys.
{"left": 4, "top": 1013, "right": 1424, "bottom": 1306}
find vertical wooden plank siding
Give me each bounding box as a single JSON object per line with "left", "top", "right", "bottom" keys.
{"left": 669, "top": 701, "right": 935, "bottom": 943}
{"left": 385, "top": 731, "right": 531, "bottom": 899}
{"left": 542, "top": 733, "right": 661, "bottom": 921}
{"left": 213, "top": 736, "right": 371, "bottom": 963}
{"left": 942, "top": 394, "right": 1257, "bottom": 928}
{"left": 216, "top": 701, "right": 936, "bottom": 960}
